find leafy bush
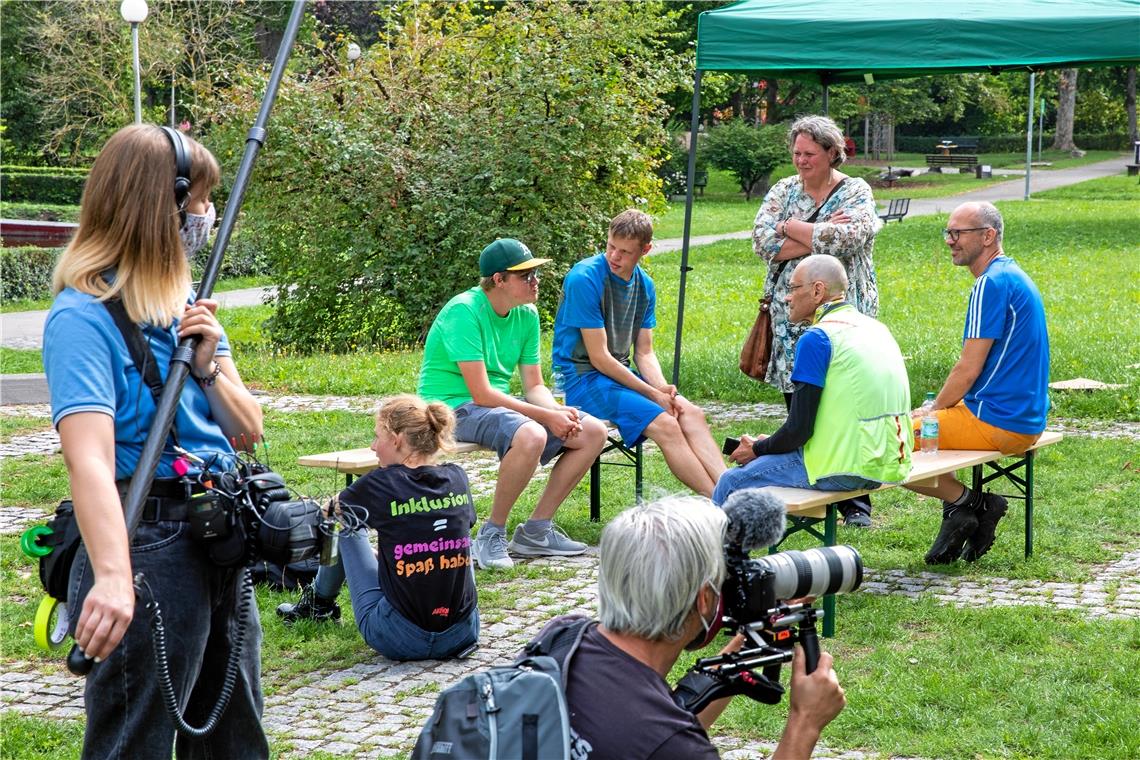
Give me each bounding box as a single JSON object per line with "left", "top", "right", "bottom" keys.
{"left": 703, "top": 119, "right": 786, "bottom": 200}
{"left": 205, "top": 1, "right": 682, "bottom": 352}
{"left": 0, "top": 246, "right": 58, "bottom": 302}
{"left": 656, "top": 131, "right": 707, "bottom": 197}
{"left": 0, "top": 169, "right": 86, "bottom": 204}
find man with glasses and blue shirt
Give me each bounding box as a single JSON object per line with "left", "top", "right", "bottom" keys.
{"left": 904, "top": 201, "right": 1049, "bottom": 565}
{"left": 419, "top": 239, "right": 607, "bottom": 570}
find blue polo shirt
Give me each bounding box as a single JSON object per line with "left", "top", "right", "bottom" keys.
{"left": 962, "top": 256, "right": 1050, "bottom": 434}
{"left": 44, "top": 288, "right": 237, "bottom": 480}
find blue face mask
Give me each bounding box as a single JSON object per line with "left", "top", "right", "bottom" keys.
{"left": 180, "top": 202, "right": 216, "bottom": 258}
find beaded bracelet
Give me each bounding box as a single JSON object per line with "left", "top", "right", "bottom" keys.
{"left": 195, "top": 361, "right": 222, "bottom": 388}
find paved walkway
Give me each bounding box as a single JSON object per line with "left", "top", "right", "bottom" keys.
{"left": 3, "top": 392, "right": 1138, "bottom": 757}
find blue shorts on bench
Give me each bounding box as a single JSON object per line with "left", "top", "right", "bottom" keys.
{"left": 565, "top": 370, "right": 664, "bottom": 448}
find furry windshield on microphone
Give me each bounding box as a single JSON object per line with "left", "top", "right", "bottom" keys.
{"left": 722, "top": 488, "right": 787, "bottom": 552}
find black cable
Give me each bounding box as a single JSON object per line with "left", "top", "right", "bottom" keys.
{"left": 148, "top": 568, "right": 254, "bottom": 738}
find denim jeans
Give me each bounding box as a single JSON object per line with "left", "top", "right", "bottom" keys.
{"left": 68, "top": 517, "right": 268, "bottom": 760}
{"left": 314, "top": 529, "right": 479, "bottom": 661}
{"left": 712, "top": 448, "right": 881, "bottom": 506}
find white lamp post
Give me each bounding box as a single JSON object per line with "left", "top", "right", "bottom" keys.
{"left": 120, "top": 0, "right": 148, "bottom": 124}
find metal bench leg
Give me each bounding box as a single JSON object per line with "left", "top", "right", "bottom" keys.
{"left": 823, "top": 503, "right": 837, "bottom": 638}
{"left": 346, "top": 474, "right": 354, "bottom": 488}
{"left": 635, "top": 442, "right": 644, "bottom": 503}
{"left": 590, "top": 456, "right": 602, "bottom": 523}
{"left": 1025, "top": 450, "right": 1035, "bottom": 558}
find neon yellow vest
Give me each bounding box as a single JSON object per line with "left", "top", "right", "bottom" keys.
{"left": 803, "top": 304, "right": 913, "bottom": 485}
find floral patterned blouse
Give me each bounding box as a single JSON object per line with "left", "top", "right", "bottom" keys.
{"left": 751, "top": 174, "right": 882, "bottom": 393}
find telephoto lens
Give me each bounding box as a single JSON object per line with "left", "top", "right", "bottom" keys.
{"left": 752, "top": 545, "right": 862, "bottom": 601}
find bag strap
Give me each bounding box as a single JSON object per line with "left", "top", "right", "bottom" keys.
{"left": 522, "top": 614, "right": 595, "bottom": 690}
{"left": 104, "top": 299, "right": 180, "bottom": 446}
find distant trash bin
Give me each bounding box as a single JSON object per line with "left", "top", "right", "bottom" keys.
{"left": 975, "top": 164, "right": 992, "bottom": 179}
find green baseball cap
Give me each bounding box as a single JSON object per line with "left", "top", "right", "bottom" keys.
{"left": 479, "top": 238, "right": 551, "bottom": 277}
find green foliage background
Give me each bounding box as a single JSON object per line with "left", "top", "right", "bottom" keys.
{"left": 206, "top": 1, "right": 684, "bottom": 352}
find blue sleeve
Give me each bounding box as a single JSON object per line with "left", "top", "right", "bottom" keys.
{"left": 789, "top": 328, "right": 830, "bottom": 387}
{"left": 559, "top": 262, "right": 605, "bottom": 329}
{"left": 964, "top": 274, "right": 1008, "bottom": 341}
{"left": 642, "top": 272, "right": 657, "bottom": 329}
{"left": 44, "top": 304, "right": 118, "bottom": 426}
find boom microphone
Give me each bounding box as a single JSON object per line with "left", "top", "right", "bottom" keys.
{"left": 722, "top": 489, "right": 787, "bottom": 552}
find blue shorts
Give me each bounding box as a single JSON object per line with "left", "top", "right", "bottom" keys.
{"left": 454, "top": 402, "right": 567, "bottom": 465}
{"left": 565, "top": 371, "right": 663, "bottom": 447}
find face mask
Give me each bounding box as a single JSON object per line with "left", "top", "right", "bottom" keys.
{"left": 684, "top": 584, "right": 725, "bottom": 651}
{"left": 180, "top": 202, "right": 216, "bottom": 258}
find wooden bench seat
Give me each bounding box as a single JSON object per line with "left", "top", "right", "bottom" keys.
{"left": 299, "top": 430, "right": 642, "bottom": 523}
{"left": 925, "top": 153, "right": 980, "bottom": 169}
{"left": 764, "top": 430, "right": 1062, "bottom": 635}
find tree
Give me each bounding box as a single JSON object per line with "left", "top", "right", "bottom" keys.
{"left": 205, "top": 0, "right": 682, "bottom": 351}
{"left": 1051, "top": 68, "right": 1079, "bottom": 152}
{"left": 1127, "top": 67, "right": 1138, "bottom": 143}
{"left": 703, "top": 119, "right": 785, "bottom": 200}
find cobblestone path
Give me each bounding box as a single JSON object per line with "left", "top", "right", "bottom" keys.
{"left": 3, "top": 395, "right": 1137, "bottom": 757}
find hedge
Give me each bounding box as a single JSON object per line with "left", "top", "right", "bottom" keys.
{"left": 892, "top": 133, "right": 1133, "bottom": 154}
{"left": 0, "top": 171, "right": 87, "bottom": 204}
{"left": 0, "top": 246, "right": 59, "bottom": 303}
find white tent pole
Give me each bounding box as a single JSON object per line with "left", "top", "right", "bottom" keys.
{"left": 1025, "top": 72, "right": 1035, "bottom": 201}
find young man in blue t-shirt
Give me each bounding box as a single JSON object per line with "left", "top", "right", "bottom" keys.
{"left": 552, "top": 210, "right": 725, "bottom": 497}
{"left": 907, "top": 201, "right": 1050, "bottom": 565}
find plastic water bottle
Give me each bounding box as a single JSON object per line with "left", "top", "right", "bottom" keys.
{"left": 552, "top": 367, "right": 566, "bottom": 405}
{"left": 919, "top": 392, "right": 939, "bottom": 454}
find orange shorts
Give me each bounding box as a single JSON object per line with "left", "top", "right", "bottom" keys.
{"left": 913, "top": 401, "right": 1040, "bottom": 456}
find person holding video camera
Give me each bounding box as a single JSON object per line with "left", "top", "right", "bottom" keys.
{"left": 44, "top": 125, "right": 267, "bottom": 758}
{"left": 714, "top": 254, "right": 912, "bottom": 507}
{"left": 557, "top": 496, "right": 845, "bottom": 759}
{"left": 276, "top": 395, "right": 480, "bottom": 661}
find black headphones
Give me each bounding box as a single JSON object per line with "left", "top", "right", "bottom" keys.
{"left": 160, "top": 126, "right": 192, "bottom": 225}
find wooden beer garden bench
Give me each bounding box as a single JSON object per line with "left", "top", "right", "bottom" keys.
{"left": 763, "top": 430, "right": 1063, "bottom": 636}
{"left": 299, "top": 429, "right": 642, "bottom": 524}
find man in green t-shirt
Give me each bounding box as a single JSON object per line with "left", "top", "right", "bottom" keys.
{"left": 418, "top": 239, "right": 608, "bottom": 570}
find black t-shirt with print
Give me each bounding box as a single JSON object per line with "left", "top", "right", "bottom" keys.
{"left": 565, "top": 625, "right": 720, "bottom": 759}
{"left": 340, "top": 462, "right": 476, "bottom": 632}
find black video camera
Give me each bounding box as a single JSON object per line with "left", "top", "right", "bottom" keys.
{"left": 672, "top": 490, "right": 862, "bottom": 714}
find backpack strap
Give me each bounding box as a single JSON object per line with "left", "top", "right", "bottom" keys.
{"left": 104, "top": 298, "right": 180, "bottom": 446}
{"left": 522, "top": 614, "right": 595, "bottom": 690}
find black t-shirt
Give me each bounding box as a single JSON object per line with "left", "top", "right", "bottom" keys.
{"left": 339, "top": 463, "right": 476, "bottom": 632}
{"left": 565, "top": 625, "right": 719, "bottom": 760}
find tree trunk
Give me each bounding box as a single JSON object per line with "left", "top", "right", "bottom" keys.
{"left": 765, "top": 80, "right": 779, "bottom": 124}
{"left": 1050, "top": 68, "right": 1079, "bottom": 151}
{"left": 1126, "top": 66, "right": 1138, "bottom": 143}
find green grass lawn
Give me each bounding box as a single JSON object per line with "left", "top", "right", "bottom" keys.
{"left": 853, "top": 149, "right": 1124, "bottom": 171}
{"left": 2, "top": 174, "right": 1137, "bottom": 759}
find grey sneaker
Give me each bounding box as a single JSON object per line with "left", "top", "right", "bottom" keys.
{"left": 472, "top": 530, "right": 514, "bottom": 570}
{"left": 508, "top": 524, "right": 587, "bottom": 557}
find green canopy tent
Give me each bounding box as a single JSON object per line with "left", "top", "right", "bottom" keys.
{"left": 671, "top": 0, "right": 1140, "bottom": 381}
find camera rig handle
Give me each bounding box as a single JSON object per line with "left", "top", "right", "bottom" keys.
{"left": 672, "top": 647, "right": 790, "bottom": 714}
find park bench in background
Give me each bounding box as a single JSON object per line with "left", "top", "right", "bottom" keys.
{"left": 760, "top": 430, "right": 1062, "bottom": 636}
{"left": 299, "top": 430, "right": 642, "bottom": 523}
{"left": 878, "top": 197, "right": 910, "bottom": 223}
{"left": 0, "top": 219, "right": 77, "bottom": 248}
{"left": 693, "top": 170, "right": 708, "bottom": 196}
{"left": 926, "top": 154, "right": 980, "bottom": 171}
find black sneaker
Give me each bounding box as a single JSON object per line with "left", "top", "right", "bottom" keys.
{"left": 960, "top": 493, "right": 1009, "bottom": 562}
{"left": 844, "top": 512, "right": 872, "bottom": 528}
{"left": 276, "top": 585, "right": 341, "bottom": 624}
{"left": 924, "top": 502, "right": 979, "bottom": 565}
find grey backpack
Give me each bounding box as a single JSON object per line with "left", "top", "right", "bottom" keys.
{"left": 412, "top": 616, "right": 592, "bottom": 760}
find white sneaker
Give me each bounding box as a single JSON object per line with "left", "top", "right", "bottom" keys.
{"left": 507, "top": 524, "right": 587, "bottom": 557}
{"left": 472, "top": 530, "right": 513, "bottom": 570}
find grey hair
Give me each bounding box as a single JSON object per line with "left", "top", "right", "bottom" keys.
{"left": 796, "top": 254, "right": 848, "bottom": 298}
{"left": 974, "top": 201, "right": 1004, "bottom": 244}
{"left": 597, "top": 495, "right": 727, "bottom": 641}
{"left": 788, "top": 115, "right": 846, "bottom": 167}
